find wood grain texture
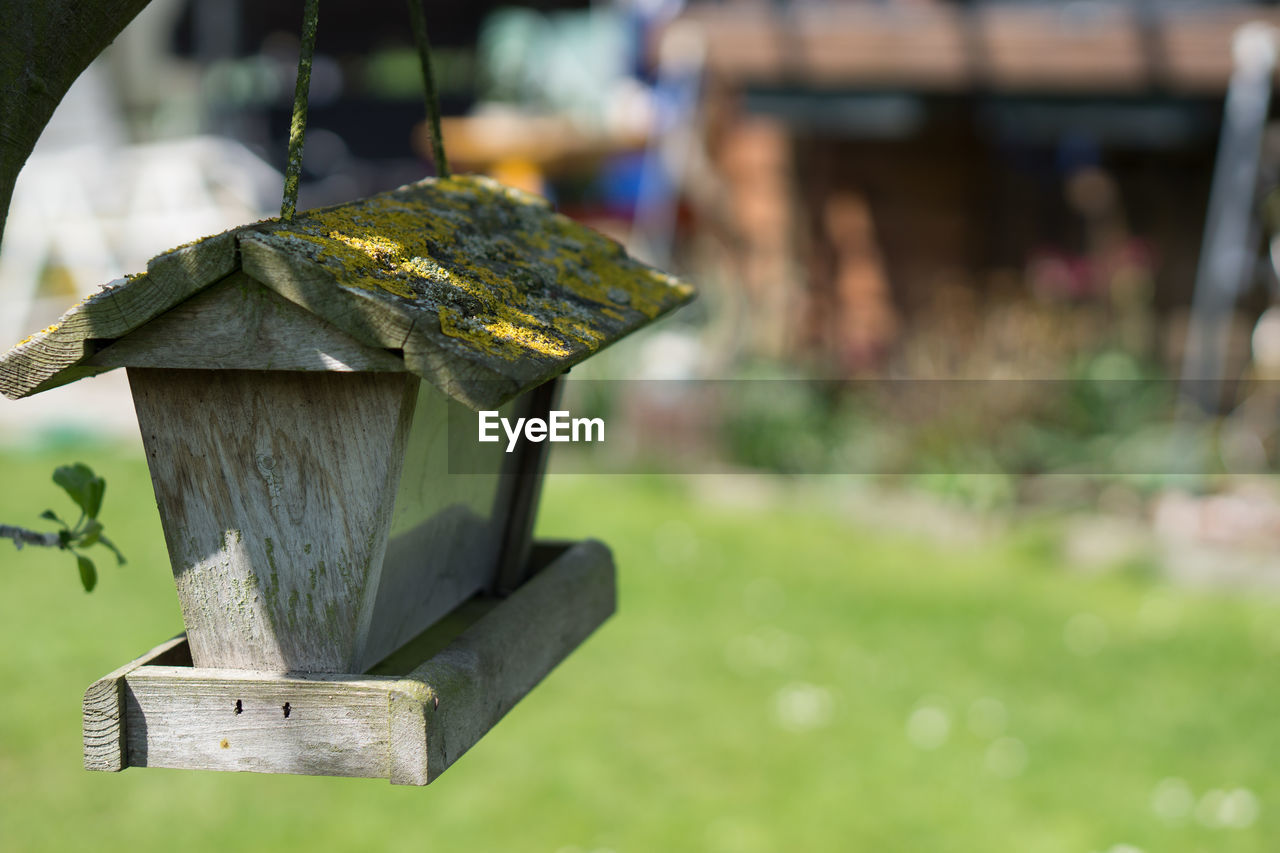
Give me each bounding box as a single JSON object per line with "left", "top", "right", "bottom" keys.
{"left": 130, "top": 368, "right": 418, "bottom": 672}
{"left": 124, "top": 667, "right": 395, "bottom": 777}
{"left": 388, "top": 683, "right": 433, "bottom": 786}
{"left": 0, "top": 229, "right": 240, "bottom": 399}
{"left": 87, "top": 273, "right": 406, "bottom": 373}
{"left": 84, "top": 539, "right": 613, "bottom": 782}
{"left": 398, "top": 538, "right": 616, "bottom": 784}
{"left": 83, "top": 634, "right": 190, "bottom": 772}
{"left": 238, "top": 235, "right": 521, "bottom": 410}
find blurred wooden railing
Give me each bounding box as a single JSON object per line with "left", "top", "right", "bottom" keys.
{"left": 670, "top": 2, "right": 1280, "bottom": 93}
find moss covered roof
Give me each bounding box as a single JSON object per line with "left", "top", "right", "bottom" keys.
{"left": 0, "top": 175, "right": 694, "bottom": 408}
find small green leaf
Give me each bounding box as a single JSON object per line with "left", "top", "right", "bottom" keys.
{"left": 52, "top": 463, "right": 103, "bottom": 518}
{"left": 75, "top": 554, "right": 97, "bottom": 592}
{"left": 85, "top": 478, "right": 105, "bottom": 520}
{"left": 98, "top": 534, "right": 126, "bottom": 566}
{"left": 78, "top": 519, "right": 103, "bottom": 548}
{"left": 40, "top": 509, "right": 65, "bottom": 525}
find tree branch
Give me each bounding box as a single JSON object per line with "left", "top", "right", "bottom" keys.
{"left": 0, "top": 524, "right": 61, "bottom": 549}
{"left": 0, "top": 0, "right": 156, "bottom": 245}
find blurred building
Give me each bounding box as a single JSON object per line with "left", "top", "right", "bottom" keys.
{"left": 671, "top": 1, "right": 1280, "bottom": 377}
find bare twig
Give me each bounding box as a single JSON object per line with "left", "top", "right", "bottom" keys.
{"left": 0, "top": 525, "right": 61, "bottom": 550}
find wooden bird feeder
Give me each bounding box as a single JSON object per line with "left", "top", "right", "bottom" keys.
{"left": 0, "top": 174, "right": 693, "bottom": 784}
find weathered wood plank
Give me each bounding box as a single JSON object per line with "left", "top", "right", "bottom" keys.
{"left": 352, "top": 380, "right": 518, "bottom": 672}
{"left": 83, "top": 634, "right": 190, "bottom": 772}
{"left": 130, "top": 368, "right": 418, "bottom": 672}
{"left": 387, "top": 682, "right": 433, "bottom": 786}
{"left": 394, "top": 538, "right": 616, "bottom": 784}
{"left": 239, "top": 175, "right": 694, "bottom": 410}
{"left": 0, "top": 229, "right": 241, "bottom": 399}
{"left": 84, "top": 539, "right": 613, "bottom": 782}
{"left": 123, "top": 667, "right": 395, "bottom": 777}
{"left": 87, "top": 273, "right": 407, "bottom": 373}
{"left": 238, "top": 235, "right": 522, "bottom": 410}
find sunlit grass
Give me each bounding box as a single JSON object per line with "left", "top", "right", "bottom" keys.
{"left": 0, "top": 446, "right": 1276, "bottom": 852}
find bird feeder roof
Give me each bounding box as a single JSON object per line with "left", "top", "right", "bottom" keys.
{"left": 0, "top": 175, "right": 694, "bottom": 409}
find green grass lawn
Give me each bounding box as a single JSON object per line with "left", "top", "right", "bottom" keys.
{"left": 1, "top": 444, "right": 1277, "bottom": 852}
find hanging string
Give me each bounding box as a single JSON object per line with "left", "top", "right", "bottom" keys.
{"left": 281, "top": 0, "right": 320, "bottom": 220}
{"left": 407, "top": 0, "right": 450, "bottom": 178}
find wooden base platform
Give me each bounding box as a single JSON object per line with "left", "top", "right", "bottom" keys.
{"left": 82, "top": 539, "right": 615, "bottom": 785}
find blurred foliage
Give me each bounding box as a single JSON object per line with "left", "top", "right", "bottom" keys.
{"left": 0, "top": 447, "right": 1277, "bottom": 851}
{"left": 363, "top": 47, "right": 475, "bottom": 99}
{"left": 719, "top": 364, "right": 840, "bottom": 476}
{"left": 714, "top": 349, "right": 1224, "bottom": 509}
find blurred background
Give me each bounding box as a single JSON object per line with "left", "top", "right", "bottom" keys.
{"left": 4, "top": 1, "right": 1280, "bottom": 851}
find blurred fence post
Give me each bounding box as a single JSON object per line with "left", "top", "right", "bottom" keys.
{"left": 1180, "top": 23, "right": 1277, "bottom": 414}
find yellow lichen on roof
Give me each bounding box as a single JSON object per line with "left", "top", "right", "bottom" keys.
{"left": 255, "top": 174, "right": 693, "bottom": 363}
{"left": 14, "top": 323, "right": 59, "bottom": 348}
